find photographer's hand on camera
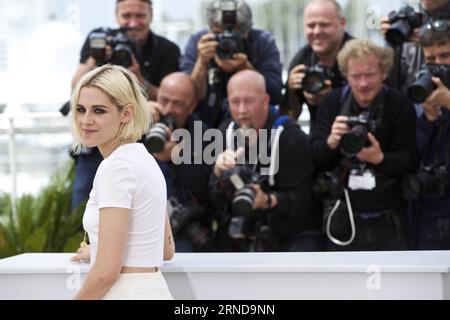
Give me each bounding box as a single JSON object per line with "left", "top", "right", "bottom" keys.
{"left": 197, "top": 33, "right": 218, "bottom": 66}
{"left": 250, "top": 184, "right": 277, "bottom": 210}
{"left": 148, "top": 101, "right": 162, "bottom": 123}
{"left": 380, "top": 16, "right": 390, "bottom": 37}
{"left": 213, "top": 147, "right": 245, "bottom": 177}
{"left": 287, "top": 64, "right": 306, "bottom": 91}
{"left": 380, "top": 16, "right": 421, "bottom": 43}
{"left": 422, "top": 77, "right": 450, "bottom": 121}
{"left": 288, "top": 64, "right": 332, "bottom": 106}
{"left": 304, "top": 80, "right": 332, "bottom": 106}
{"left": 356, "top": 132, "right": 384, "bottom": 164}
{"left": 327, "top": 115, "right": 349, "bottom": 150}
{"left": 215, "top": 53, "right": 254, "bottom": 73}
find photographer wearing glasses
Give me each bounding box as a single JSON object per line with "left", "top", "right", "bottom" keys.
{"left": 404, "top": 21, "right": 450, "bottom": 249}
{"left": 145, "top": 73, "right": 215, "bottom": 252}
{"left": 209, "top": 70, "right": 322, "bottom": 252}
{"left": 280, "top": 0, "right": 353, "bottom": 130}
{"left": 310, "top": 39, "right": 419, "bottom": 251}
{"left": 381, "top": 0, "right": 450, "bottom": 93}
{"left": 180, "top": 0, "right": 282, "bottom": 129}
{"left": 70, "top": 0, "right": 181, "bottom": 212}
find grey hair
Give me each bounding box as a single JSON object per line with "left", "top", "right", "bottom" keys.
{"left": 206, "top": 0, "right": 253, "bottom": 34}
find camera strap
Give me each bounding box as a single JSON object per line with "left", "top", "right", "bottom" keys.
{"left": 325, "top": 188, "right": 356, "bottom": 246}
{"left": 339, "top": 85, "right": 386, "bottom": 127}
{"left": 225, "top": 115, "right": 290, "bottom": 187}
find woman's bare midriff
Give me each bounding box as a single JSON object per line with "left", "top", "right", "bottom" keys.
{"left": 121, "top": 266, "right": 158, "bottom": 273}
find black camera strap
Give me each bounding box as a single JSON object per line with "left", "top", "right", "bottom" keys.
{"left": 339, "top": 85, "right": 386, "bottom": 127}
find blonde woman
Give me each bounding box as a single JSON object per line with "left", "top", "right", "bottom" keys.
{"left": 70, "top": 64, "right": 173, "bottom": 299}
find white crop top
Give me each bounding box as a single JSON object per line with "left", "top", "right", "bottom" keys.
{"left": 83, "top": 143, "right": 167, "bottom": 268}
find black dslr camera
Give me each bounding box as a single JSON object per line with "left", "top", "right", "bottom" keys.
{"left": 218, "top": 165, "right": 265, "bottom": 217}
{"left": 217, "top": 165, "right": 267, "bottom": 240}
{"left": 167, "top": 198, "right": 213, "bottom": 251}
{"left": 407, "top": 64, "right": 450, "bottom": 103}
{"left": 302, "top": 64, "right": 333, "bottom": 94}
{"left": 215, "top": 0, "right": 244, "bottom": 60}
{"left": 89, "top": 27, "right": 139, "bottom": 68}
{"left": 143, "top": 116, "right": 175, "bottom": 153}
{"left": 402, "top": 165, "right": 448, "bottom": 200}
{"left": 341, "top": 112, "right": 377, "bottom": 157}
{"left": 385, "top": 6, "right": 423, "bottom": 46}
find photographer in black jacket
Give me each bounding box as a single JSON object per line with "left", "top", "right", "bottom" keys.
{"left": 405, "top": 21, "right": 450, "bottom": 249}
{"left": 311, "top": 39, "right": 418, "bottom": 251}
{"left": 148, "top": 72, "right": 215, "bottom": 252}
{"left": 280, "top": 0, "right": 353, "bottom": 129}
{"left": 381, "top": 0, "right": 450, "bottom": 93}
{"left": 210, "top": 70, "right": 322, "bottom": 252}
{"left": 70, "top": 0, "right": 180, "bottom": 212}
{"left": 181, "top": 0, "right": 282, "bottom": 129}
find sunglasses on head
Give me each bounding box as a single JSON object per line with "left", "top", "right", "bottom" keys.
{"left": 420, "top": 20, "right": 450, "bottom": 35}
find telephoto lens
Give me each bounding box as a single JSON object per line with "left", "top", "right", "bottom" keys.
{"left": 144, "top": 116, "right": 174, "bottom": 153}
{"left": 407, "top": 69, "right": 435, "bottom": 103}
{"left": 232, "top": 186, "right": 256, "bottom": 217}
{"left": 385, "top": 6, "right": 422, "bottom": 47}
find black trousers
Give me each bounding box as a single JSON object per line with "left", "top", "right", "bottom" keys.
{"left": 324, "top": 201, "right": 408, "bottom": 251}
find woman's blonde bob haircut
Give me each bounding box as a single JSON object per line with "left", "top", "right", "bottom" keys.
{"left": 70, "top": 64, "right": 151, "bottom": 154}
{"left": 337, "top": 39, "right": 394, "bottom": 76}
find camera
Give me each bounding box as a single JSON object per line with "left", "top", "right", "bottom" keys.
{"left": 402, "top": 165, "right": 448, "bottom": 200}
{"left": 407, "top": 64, "right": 450, "bottom": 103}
{"left": 385, "top": 6, "right": 423, "bottom": 46}
{"left": 143, "top": 115, "right": 175, "bottom": 153}
{"left": 214, "top": 0, "right": 244, "bottom": 60}
{"left": 216, "top": 164, "right": 277, "bottom": 251}
{"left": 341, "top": 112, "right": 377, "bottom": 157}
{"left": 89, "top": 27, "right": 139, "bottom": 68}
{"left": 167, "top": 197, "right": 213, "bottom": 251}
{"left": 218, "top": 165, "right": 265, "bottom": 217}
{"left": 302, "top": 64, "right": 332, "bottom": 94}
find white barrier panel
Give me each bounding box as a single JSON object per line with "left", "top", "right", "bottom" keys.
{"left": 0, "top": 251, "right": 449, "bottom": 300}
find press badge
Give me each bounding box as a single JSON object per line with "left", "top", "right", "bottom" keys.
{"left": 348, "top": 169, "right": 376, "bottom": 190}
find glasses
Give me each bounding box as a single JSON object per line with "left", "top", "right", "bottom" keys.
{"left": 420, "top": 20, "right": 450, "bottom": 35}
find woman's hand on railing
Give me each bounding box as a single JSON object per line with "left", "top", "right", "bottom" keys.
{"left": 71, "top": 244, "right": 90, "bottom": 263}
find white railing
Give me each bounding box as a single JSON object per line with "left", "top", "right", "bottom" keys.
{"left": 0, "top": 111, "right": 70, "bottom": 216}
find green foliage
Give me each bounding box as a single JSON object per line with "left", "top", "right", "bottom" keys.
{"left": 0, "top": 161, "right": 85, "bottom": 258}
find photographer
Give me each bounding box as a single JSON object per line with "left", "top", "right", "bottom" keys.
{"left": 280, "top": 0, "right": 353, "bottom": 129}
{"left": 148, "top": 72, "right": 215, "bottom": 252}
{"left": 310, "top": 39, "right": 419, "bottom": 251}
{"left": 70, "top": 0, "right": 180, "bottom": 211}
{"left": 406, "top": 22, "right": 450, "bottom": 249}
{"left": 210, "top": 70, "right": 322, "bottom": 252}
{"left": 381, "top": 0, "right": 450, "bottom": 93}
{"left": 180, "top": 0, "right": 282, "bottom": 129}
